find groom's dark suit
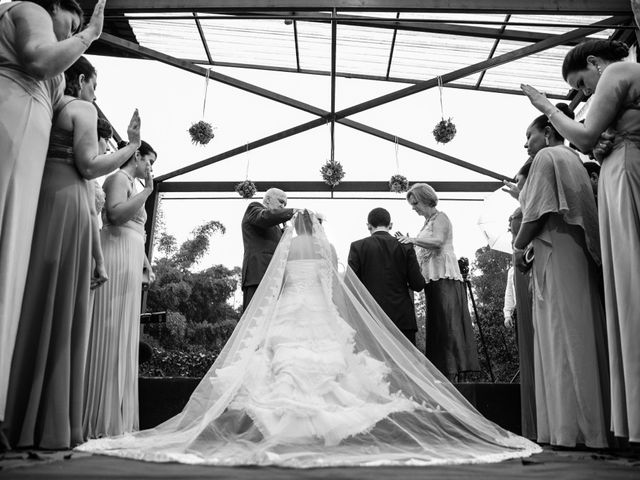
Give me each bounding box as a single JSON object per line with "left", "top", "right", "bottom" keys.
{"left": 348, "top": 231, "right": 425, "bottom": 344}
{"left": 241, "top": 201, "right": 294, "bottom": 310}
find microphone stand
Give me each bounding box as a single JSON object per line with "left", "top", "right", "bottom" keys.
{"left": 458, "top": 258, "right": 495, "bottom": 383}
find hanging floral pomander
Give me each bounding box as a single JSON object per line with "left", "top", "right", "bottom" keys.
{"left": 432, "top": 76, "right": 456, "bottom": 144}
{"left": 188, "top": 120, "right": 215, "bottom": 146}
{"left": 235, "top": 180, "right": 256, "bottom": 199}
{"left": 433, "top": 118, "right": 457, "bottom": 144}
{"left": 320, "top": 159, "right": 345, "bottom": 187}
{"left": 389, "top": 174, "right": 409, "bottom": 193}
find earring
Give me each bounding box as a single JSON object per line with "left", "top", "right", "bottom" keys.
{"left": 545, "top": 136, "right": 550, "bottom": 146}
{"left": 592, "top": 61, "right": 603, "bottom": 75}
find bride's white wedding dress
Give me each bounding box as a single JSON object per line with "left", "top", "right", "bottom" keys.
{"left": 77, "top": 212, "right": 540, "bottom": 467}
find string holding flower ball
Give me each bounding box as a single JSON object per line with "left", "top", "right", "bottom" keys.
{"left": 432, "top": 76, "right": 457, "bottom": 144}
{"left": 235, "top": 179, "right": 256, "bottom": 199}
{"left": 432, "top": 118, "right": 457, "bottom": 144}
{"left": 389, "top": 174, "right": 409, "bottom": 193}
{"left": 188, "top": 68, "right": 215, "bottom": 146}
{"left": 188, "top": 120, "right": 215, "bottom": 146}
{"left": 320, "top": 159, "right": 345, "bottom": 187}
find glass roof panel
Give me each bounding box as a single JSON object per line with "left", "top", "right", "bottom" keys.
{"left": 199, "top": 17, "right": 297, "bottom": 69}
{"left": 389, "top": 31, "right": 495, "bottom": 86}
{"left": 506, "top": 14, "right": 615, "bottom": 39}
{"left": 126, "top": 15, "right": 206, "bottom": 60}
{"left": 480, "top": 41, "right": 572, "bottom": 97}
{"left": 336, "top": 24, "right": 394, "bottom": 77}
{"left": 295, "top": 20, "right": 332, "bottom": 72}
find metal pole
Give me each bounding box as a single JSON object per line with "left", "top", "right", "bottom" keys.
{"left": 465, "top": 279, "right": 495, "bottom": 382}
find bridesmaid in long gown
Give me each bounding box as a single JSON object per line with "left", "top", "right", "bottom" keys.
{"left": 83, "top": 141, "right": 157, "bottom": 438}
{"left": 4, "top": 57, "right": 141, "bottom": 449}
{"left": 509, "top": 207, "right": 536, "bottom": 441}
{"left": 514, "top": 106, "right": 609, "bottom": 448}
{"left": 0, "top": 0, "right": 104, "bottom": 429}
{"left": 523, "top": 39, "right": 640, "bottom": 444}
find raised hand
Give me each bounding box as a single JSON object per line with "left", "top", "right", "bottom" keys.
{"left": 501, "top": 180, "right": 520, "bottom": 200}
{"left": 520, "top": 83, "right": 554, "bottom": 115}
{"left": 144, "top": 165, "right": 154, "bottom": 190}
{"left": 84, "top": 0, "right": 107, "bottom": 42}
{"left": 126, "top": 108, "right": 141, "bottom": 148}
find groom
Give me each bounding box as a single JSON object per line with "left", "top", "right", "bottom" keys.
{"left": 348, "top": 208, "right": 425, "bottom": 345}
{"left": 241, "top": 188, "right": 295, "bottom": 310}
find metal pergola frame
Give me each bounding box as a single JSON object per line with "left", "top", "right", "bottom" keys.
{"left": 80, "top": 0, "right": 637, "bottom": 257}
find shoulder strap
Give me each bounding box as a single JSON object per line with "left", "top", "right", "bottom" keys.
{"left": 52, "top": 97, "right": 80, "bottom": 123}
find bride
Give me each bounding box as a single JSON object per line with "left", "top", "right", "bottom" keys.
{"left": 77, "top": 210, "right": 540, "bottom": 467}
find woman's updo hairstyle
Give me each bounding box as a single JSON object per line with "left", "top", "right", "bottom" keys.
{"left": 96, "top": 118, "right": 112, "bottom": 140}
{"left": 64, "top": 56, "right": 96, "bottom": 97}
{"left": 119, "top": 140, "right": 157, "bottom": 167}
{"left": 531, "top": 103, "right": 575, "bottom": 141}
{"left": 562, "top": 39, "right": 629, "bottom": 80}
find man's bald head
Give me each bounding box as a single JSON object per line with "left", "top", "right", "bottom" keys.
{"left": 263, "top": 188, "right": 288, "bottom": 210}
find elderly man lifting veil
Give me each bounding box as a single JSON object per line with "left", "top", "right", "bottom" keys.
{"left": 240, "top": 188, "right": 295, "bottom": 310}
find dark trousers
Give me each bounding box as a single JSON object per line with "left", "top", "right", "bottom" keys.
{"left": 399, "top": 328, "right": 417, "bottom": 346}
{"left": 242, "top": 285, "right": 258, "bottom": 311}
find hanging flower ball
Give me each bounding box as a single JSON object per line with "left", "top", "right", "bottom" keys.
{"left": 389, "top": 174, "right": 409, "bottom": 193}
{"left": 433, "top": 118, "right": 457, "bottom": 144}
{"left": 320, "top": 159, "right": 345, "bottom": 187}
{"left": 235, "top": 180, "right": 257, "bottom": 199}
{"left": 188, "top": 120, "right": 215, "bottom": 145}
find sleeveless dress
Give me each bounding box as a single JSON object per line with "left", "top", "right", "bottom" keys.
{"left": 0, "top": 1, "right": 64, "bottom": 421}
{"left": 4, "top": 100, "right": 93, "bottom": 449}
{"left": 83, "top": 171, "right": 146, "bottom": 438}
{"left": 599, "top": 97, "right": 640, "bottom": 442}
{"left": 414, "top": 212, "right": 479, "bottom": 377}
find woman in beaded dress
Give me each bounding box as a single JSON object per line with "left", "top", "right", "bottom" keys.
{"left": 397, "top": 183, "right": 479, "bottom": 381}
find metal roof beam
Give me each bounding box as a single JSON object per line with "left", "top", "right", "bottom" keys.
{"left": 158, "top": 180, "right": 503, "bottom": 193}
{"left": 81, "top": 0, "right": 631, "bottom": 15}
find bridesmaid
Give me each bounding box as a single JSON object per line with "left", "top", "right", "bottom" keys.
{"left": 4, "top": 56, "right": 141, "bottom": 449}
{"left": 514, "top": 105, "right": 609, "bottom": 448}
{"left": 523, "top": 38, "right": 640, "bottom": 445}
{"left": 83, "top": 140, "right": 157, "bottom": 438}
{"left": 0, "top": 0, "right": 104, "bottom": 430}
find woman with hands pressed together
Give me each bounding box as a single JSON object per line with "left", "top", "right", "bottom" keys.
{"left": 3, "top": 55, "right": 141, "bottom": 450}
{"left": 397, "top": 183, "right": 479, "bottom": 381}
{"left": 522, "top": 39, "right": 640, "bottom": 443}
{"left": 84, "top": 140, "right": 157, "bottom": 439}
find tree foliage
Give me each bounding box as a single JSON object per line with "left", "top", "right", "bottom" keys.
{"left": 468, "top": 246, "right": 519, "bottom": 383}
{"left": 142, "top": 218, "right": 240, "bottom": 377}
